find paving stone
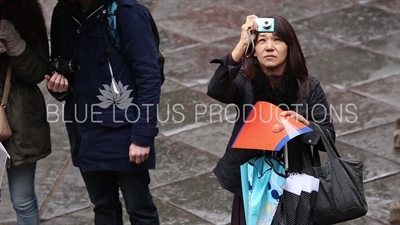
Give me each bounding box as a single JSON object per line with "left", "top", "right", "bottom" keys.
{"left": 306, "top": 47, "right": 400, "bottom": 88}
{"left": 324, "top": 87, "right": 400, "bottom": 135}
{"left": 157, "top": 88, "right": 233, "bottom": 136}
{"left": 337, "top": 123, "right": 400, "bottom": 163}
{"left": 360, "top": 32, "right": 400, "bottom": 59}
{"left": 246, "top": 0, "right": 355, "bottom": 22}
{"left": 151, "top": 173, "right": 233, "bottom": 225}
{"left": 158, "top": 29, "right": 202, "bottom": 54}
{"left": 170, "top": 121, "right": 234, "bottom": 158}
{"left": 294, "top": 5, "right": 400, "bottom": 45}
{"left": 152, "top": 0, "right": 245, "bottom": 20}
{"left": 161, "top": 80, "right": 186, "bottom": 95}
{"left": 350, "top": 74, "right": 400, "bottom": 109}
{"left": 362, "top": 173, "right": 400, "bottom": 223}
{"left": 368, "top": 0, "right": 400, "bottom": 15}
{"left": 42, "top": 197, "right": 212, "bottom": 225}
{"left": 163, "top": 45, "right": 227, "bottom": 87}
{"left": 150, "top": 137, "right": 220, "bottom": 189}
{"left": 155, "top": 6, "right": 250, "bottom": 44}
{"left": 40, "top": 164, "right": 91, "bottom": 220}
{"left": 191, "top": 83, "right": 209, "bottom": 94}
{"left": 296, "top": 29, "right": 346, "bottom": 57}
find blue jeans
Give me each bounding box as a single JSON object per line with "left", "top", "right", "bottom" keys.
{"left": 7, "top": 162, "right": 39, "bottom": 225}
{"left": 80, "top": 170, "right": 159, "bottom": 225}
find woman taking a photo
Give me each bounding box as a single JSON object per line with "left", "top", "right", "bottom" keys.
{"left": 207, "top": 15, "right": 335, "bottom": 224}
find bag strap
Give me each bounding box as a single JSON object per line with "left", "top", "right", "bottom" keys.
{"left": 1, "top": 65, "right": 12, "bottom": 107}
{"left": 302, "top": 124, "right": 340, "bottom": 170}
{"left": 100, "top": 1, "right": 160, "bottom": 63}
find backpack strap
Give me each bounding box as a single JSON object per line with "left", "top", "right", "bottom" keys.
{"left": 99, "top": 1, "right": 118, "bottom": 64}
{"left": 100, "top": 1, "right": 160, "bottom": 63}
{"left": 145, "top": 7, "right": 160, "bottom": 48}
{"left": 107, "top": 1, "right": 120, "bottom": 50}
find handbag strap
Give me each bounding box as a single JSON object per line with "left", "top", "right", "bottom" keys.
{"left": 1, "top": 65, "right": 12, "bottom": 107}
{"left": 302, "top": 124, "right": 340, "bottom": 169}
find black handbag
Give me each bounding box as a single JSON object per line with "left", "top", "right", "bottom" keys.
{"left": 302, "top": 124, "right": 368, "bottom": 225}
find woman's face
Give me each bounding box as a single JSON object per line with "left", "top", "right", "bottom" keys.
{"left": 254, "top": 33, "right": 288, "bottom": 75}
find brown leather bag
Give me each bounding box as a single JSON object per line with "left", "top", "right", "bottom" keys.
{"left": 0, "top": 65, "right": 12, "bottom": 141}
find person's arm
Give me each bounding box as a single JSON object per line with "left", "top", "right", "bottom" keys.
{"left": 207, "top": 54, "right": 244, "bottom": 104}
{"left": 117, "top": 3, "right": 161, "bottom": 148}
{"left": 207, "top": 15, "right": 258, "bottom": 104}
{"left": 46, "top": 2, "right": 70, "bottom": 102}
{"left": 0, "top": 19, "right": 49, "bottom": 85}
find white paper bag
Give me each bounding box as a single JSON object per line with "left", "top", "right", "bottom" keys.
{"left": 0, "top": 142, "right": 10, "bottom": 188}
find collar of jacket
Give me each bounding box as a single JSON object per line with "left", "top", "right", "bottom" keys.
{"left": 62, "top": 0, "right": 114, "bottom": 20}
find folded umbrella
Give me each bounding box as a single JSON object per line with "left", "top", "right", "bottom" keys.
{"left": 271, "top": 173, "right": 319, "bottom": 225}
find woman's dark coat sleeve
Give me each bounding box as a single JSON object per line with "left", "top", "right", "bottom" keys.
{"left": 207, "top": 55, "right": 245, "bottom": 104}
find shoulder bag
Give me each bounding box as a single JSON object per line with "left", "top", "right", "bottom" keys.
{"left": 0, "top": 65, "right": 12, "bottom": 141}
{"left": 302, "top": 124, "right": 368, "bottom": 224}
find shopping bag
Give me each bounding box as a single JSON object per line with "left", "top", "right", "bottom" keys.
{"left": 302, "top": 124, "right": 368, "bottom": 224}
{"left": 0, "top": 142, "right": 10, "bottom": 202}
{"left": 241, "top": 155, "right": 286, "bottom": 225}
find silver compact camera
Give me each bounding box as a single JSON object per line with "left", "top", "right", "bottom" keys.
{"left": 255, "top": 18, "right": 275, "bottom": 33}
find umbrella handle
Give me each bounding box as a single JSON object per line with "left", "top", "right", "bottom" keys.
{"left": 284, "top": 144, "right": 289, "bottom": 172}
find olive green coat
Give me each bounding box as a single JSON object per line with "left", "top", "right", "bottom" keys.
{"left": 0, "top": 39, "right": 51, "bottom": 167}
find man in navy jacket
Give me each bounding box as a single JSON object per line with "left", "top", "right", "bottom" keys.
{"left": 45, "top": 0, "right": 161, "bottom": 224}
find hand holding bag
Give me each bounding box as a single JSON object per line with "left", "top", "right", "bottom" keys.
{"left": 302, "top": 124, "right": 368, "bottom": 225}
{"left": 0, "top": 65, "right": 12, "bottom": 141}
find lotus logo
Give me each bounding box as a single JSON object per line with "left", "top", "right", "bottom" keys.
{"left": 97, "top": 80, "right": 133, "bottom": 110}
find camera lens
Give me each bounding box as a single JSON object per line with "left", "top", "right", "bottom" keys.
{"left": 263, "top": 21, "right": 271, "bottom": 29}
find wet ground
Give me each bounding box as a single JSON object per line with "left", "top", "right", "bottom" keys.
{"left": 1, "top": 0, "right": 400, "bottom": 224}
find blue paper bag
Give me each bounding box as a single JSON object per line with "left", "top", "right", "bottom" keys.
{"left": 241, "top": 156, "right": 286, "bottom": 225}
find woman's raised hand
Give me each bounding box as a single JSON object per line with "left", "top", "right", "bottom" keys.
{"left": 239, "top": 15, "right": 258, "bottom": 45}
{"left": 231, "top": 15, "right": 259, "bottom": 62}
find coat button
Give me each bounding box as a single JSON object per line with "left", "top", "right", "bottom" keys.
{"left": 102, "top": 10, "right": 106, "bottom": 14}
{"left": 308, "top": 140, "right": 312, "bottom": 143}
{"left": 76, "top": 29, "right": 80, "bottom": 34}
{"left": 97, "top": 15, "right": 100, "bottom": 18}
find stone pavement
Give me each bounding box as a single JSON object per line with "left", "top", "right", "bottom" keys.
{"left": 1, "top": 0, "right": 400, "bottom": 224}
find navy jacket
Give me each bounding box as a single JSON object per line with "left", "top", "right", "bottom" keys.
{"left": 207, "top": 55, "right": 335, "bottom": 196}
{"left": 50, "top": 0, "right": 161, "bottom": 171}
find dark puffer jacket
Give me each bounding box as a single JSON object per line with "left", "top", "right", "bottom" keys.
{"left": 207, "top": 55, "right": 335, "bottom": 196}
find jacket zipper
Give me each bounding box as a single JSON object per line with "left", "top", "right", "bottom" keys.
{"left": 71, "top": 5, "right": 104, "bottom": 27}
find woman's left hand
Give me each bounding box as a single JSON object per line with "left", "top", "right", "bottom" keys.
{"left": 0, "top": 19, "right": 26, "bottom": 56}
{"left": 280, "top": 110, "right": 310, "bottom": 126}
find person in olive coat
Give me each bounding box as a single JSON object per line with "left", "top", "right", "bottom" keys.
{"left": 0, "top": 0, "right": 51, "bottom": 224}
